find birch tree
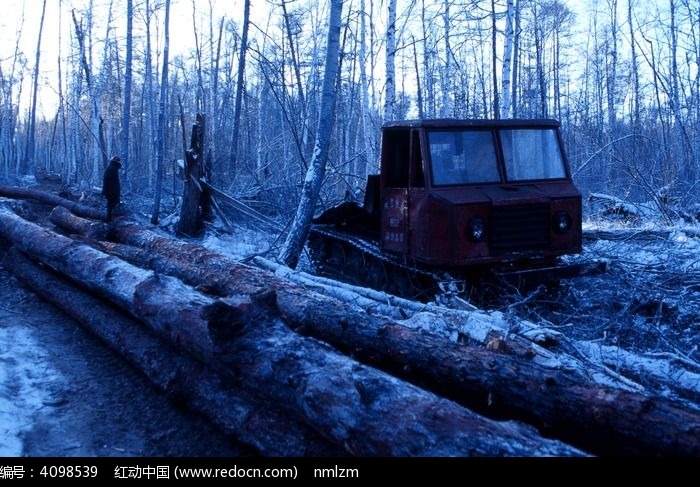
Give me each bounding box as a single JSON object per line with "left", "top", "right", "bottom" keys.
{"left": 22, "top": 0, "right": 47, "bottom": 175}
{"left": 359, "top": 0, "right": 372, "bottom": 176}
{"left": 279, "top": 0, "right": 343, "bottom": 268}
{"left": 151, "top": 0, "right": 170, "bottom": 224}
{"left": 384, "top": 0, "right": 397, "bottom": 121}
{"left": 512, "top": 0, "right": 521, "bottom": 117}
{"left": 606, "top": 0, "right": 618, "bottom": 131}
{"left": 441, "top": 0, "right": 452, "bottom": 117}
{"left": 491, "top": 0, "right": 500, "bottom": 119}
{"left": 230, "top": 0, "right": 250, "bottom": 176}
{"left": 501, "top": 0, "right": 515, "bottom": 118}
{"left": 628, "top": 0, "right": 640, "bottom": 130}
{"left": 120, "top": 0, "right": 133, "bottom": 176}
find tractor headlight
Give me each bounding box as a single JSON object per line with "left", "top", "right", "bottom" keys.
{"left": 553, "top": 212, "right": 572, "bottom": 233}
{"left": 467, "top": 218, "right": 487, "bottom": 242}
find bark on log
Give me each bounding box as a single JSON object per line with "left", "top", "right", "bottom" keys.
{"left": 50, "top": 206, "right": 110, "bottom": 240}
{"left": 0, "top": 184, "right": 104, "bottom": 220}
{"left": 192, "top": 290, "right": 583, "bottom": 456}
{"left": 94, "top": 237, "right": 700, "bottom": 456}
{"left": 49, "top": 213, "right": 700, "bottom": 456}
{"left": 1, "top": 206, "right": 222, "bottom": 361}
{"left": 2, "top": 248, "right": 339, "bottom": 456}
{"left": 0, "top": 208, "right": 581, "bottom": 456}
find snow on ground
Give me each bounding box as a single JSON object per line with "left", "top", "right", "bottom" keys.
{"left": 201, "top": 224, "right": 279, "bottom": 262}
{"left": 0, "top": 322, "right": 62, "bottom": 455}
{"left": 575, "top": 224, "right": 700, "bottom": 338}
{"left": 0, "top": 265, "right": 246, "bottom": 457}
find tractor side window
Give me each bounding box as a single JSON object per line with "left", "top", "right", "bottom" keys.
{"left": 428, "top": 130, "right": 500, "bottom": 186}
{"left": 410, "top": 130, "right": 425, "bottom": 188}
{"left": 382, "top": 129, "right": 410, "bottom": 187}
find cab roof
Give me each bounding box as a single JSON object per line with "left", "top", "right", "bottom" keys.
{"left": 382, "top": 118, "right": 561, "bottom": 130}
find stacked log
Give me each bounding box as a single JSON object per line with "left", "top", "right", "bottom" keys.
{"left": 45, "top": 206, "right": 700, "bottom": 456}
{"left": 2, "top": 248, "right": 338, "bottom": 457}
{"left": 0, "top": 205, "right": 583, "bottom": 456}
{"left": 2, "top": 189, "right": 699, "bottom": 456}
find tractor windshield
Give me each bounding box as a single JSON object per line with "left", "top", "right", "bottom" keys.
{"left": 428, "top": 130, "right": 500, "bottom": 186}
{"left": 500, "top": 128, "right": 567, "bottom": 181}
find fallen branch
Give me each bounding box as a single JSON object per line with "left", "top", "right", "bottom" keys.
{"left": 202, "top": 181, "right": 282, "bottom": 231}
{"left": 0, "top": 184, "right": 104, "bottom": 220}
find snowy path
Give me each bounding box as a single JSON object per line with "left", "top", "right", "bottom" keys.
{"left": 0, "top": 266, "right": 245, "bottom": 457}
{"left": 0, "top": 325, "right": 61, "bottom": 455}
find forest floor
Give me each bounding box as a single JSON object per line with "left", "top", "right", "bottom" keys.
{"left": 492, "top": 222, "right": 700, "bottom": 363}
{"left": 1, "top": 183, "right": 699, "bottom": 456}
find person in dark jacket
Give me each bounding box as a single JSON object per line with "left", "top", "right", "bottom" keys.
{"left": 102, "top": 156, "right": 122, "bottom": 221}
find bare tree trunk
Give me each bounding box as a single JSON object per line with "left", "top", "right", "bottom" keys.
{"left": 120, "top": 0, "right": 133, "bottom": 173}
{"left": 151, "top": 0, "right": 170, "bottom": 224}
{"left": 412, "top": 35, "right": 424, "bottom": 119}
{"left": 191, "top": 1, "right": 204, "bottom": 113}
{"left": 57, "top": 1, "right": 69, "bottom": 180}
{"left": 72, "top": 7, "right": 108, "bottom": 180}
{"left": 668, "top": 0, "right": 694, "bottom": 180}
{"left": 279, "top": 0, "right": 343, "bottom": 268}
{"left": 554, "top": 28, "right": 562, "bottom": 120}
{"left": 512, "top": 0, "right": 520, "bottom": 117}
{"left": 628, "top": 0, "right": 640, "bottom": 130}
{"left": 144, "top": 0, "right": 156, "bottom": 188}
{"left": 646, "top": 37, "right": 672, "bottom": 182}
{"left": 22, "top": 0, "right": 47, "bottom": 175}
{"left": 281, "top": 0, "right": 310, "bottom": 161}
{"left": 230, "top": 0, "right": 250, "bottom": 177}
{"left": 421, "top": 0, "right": 435, "bottom": 117}
{"left": 501, "top": 0, "right": 515, "bottom": 118}
{"left": 534, "top": 7, "right": 547, "bottom": 117}
{"left": 359, "top": 0, "right": 372, "bottom": 177}
{"left": 670, "top": 0, "right": 680, "bottom": 129}
{"left": 210, "top": 16, "right": 224, "bottom": 178}
{"left": 606, "top": 0, "right": 618, "bottom": 131}
{"left": 441, "top": 0, "right": 452, "bottom": 117}
{"left": 491, "top": 0, "right": 500, "bottom": 119}
{"left": 384, "top": 0, "right": 397, "bottom": 121}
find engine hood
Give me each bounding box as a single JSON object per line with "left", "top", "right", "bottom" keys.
{"left": 430, "top": 182, "right": 581, "bottom": 205}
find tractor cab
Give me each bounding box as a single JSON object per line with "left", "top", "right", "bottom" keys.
{"left": 378, "top": 119, "right": 582, "bottom": 268}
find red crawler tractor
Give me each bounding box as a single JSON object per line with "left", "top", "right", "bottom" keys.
{"left": 309, "top": 119, "right": 584, "bottom": 299}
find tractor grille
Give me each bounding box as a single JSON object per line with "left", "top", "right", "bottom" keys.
{"left": 490, "top": 204, "right": 550, "bottom": 254}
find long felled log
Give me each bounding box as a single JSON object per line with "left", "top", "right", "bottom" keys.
{"left": 3, "top": 206, "right": 220, "bottom": 361}
{"left": 2, "top": 248, "right": 339, "bottom": 456}
{"left": 0, "top": 207, "right": 581, "bottom": 456}
{"left": 47, "top": 208, "right": 700, "bottom": 456}
{"left": 189, "top": 289, "right": 583, "bottom": 456}
{"left": 0, "top": 184, "right": 104, "bottom": 220}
